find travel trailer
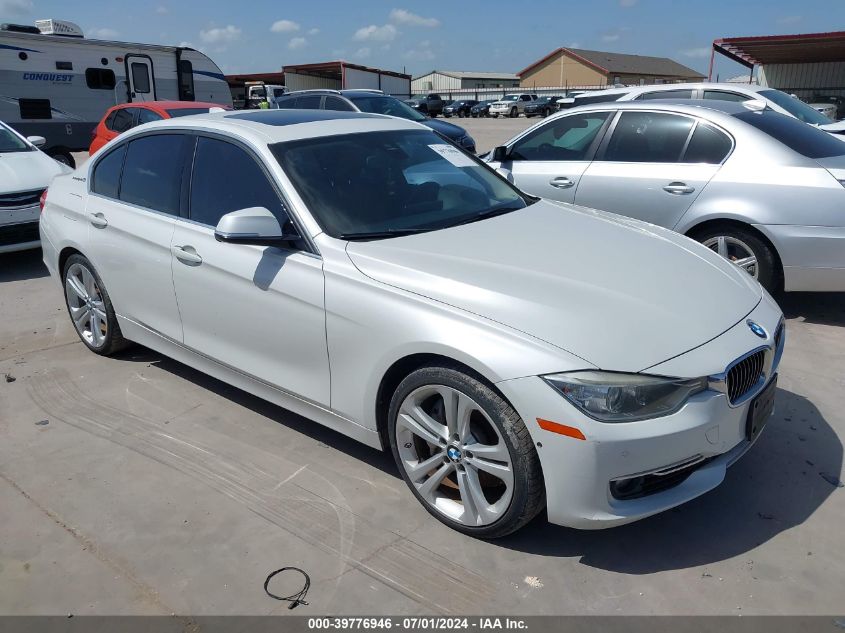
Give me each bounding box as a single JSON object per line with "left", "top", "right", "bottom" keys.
{"left": 0, "top": 19, "right": 233, "bottom": 167}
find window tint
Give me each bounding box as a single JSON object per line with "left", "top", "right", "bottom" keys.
{"left": 178, "top": 60, "right": 195, "bottom": 100}
{"left": 703, "top": 90, "right": 749, "bottom": 103}
{"left": 637, "top": 89, "right": 693, "bottom": 100}
{"left": 294, "top": 95, "right": 322, "bottom": 109}
{"left": 324, "top": 96, "right": 355, "bottom": 112}
{"left": 137, "top": 108, "right": 163, "bottom": 124}
{"left": 276, "top": 97, "right": 296, "bottom": 109}
{"left": 273, "top": 88, "right": 286, "bottom": 98}
{"left": 510, "top": 112, "right": 611, "bottom": 161}
{"left": 109, "top": 108, "right": 135, "bottom": 133}
{"left": 190, "top": 137, "right": 285, "bottom": 227}
{"left": 735, "top": 110, "right": 845, "bottom": 159}
{"left": 131, "top": 62, "right": 151, "bottom": 93}
{"left": 574, "top": 92, "right": 627, "bottom": 106}
{"left": 120, "top": 135, "right": 188, "bottom": 214}
{"left": 758, "top": 89, "right": 832, "bottom": 125}
{"left": 19, "top": 98, "right": 51, "bottom": 119}
{"left": 683, "top": 123, "right": 732, "bottom": 163}
{"left": 604, "top": 112, "right": 694, "bottom": 163}
{"left": 85, "top": 68, "right": 116, "bottom": 90}
{"left": 91, "top": 144, "right": 126, "bottom": 199}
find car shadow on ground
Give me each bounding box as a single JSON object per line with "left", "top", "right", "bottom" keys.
{"left": 0, "top": 249, "right": 49, "bottom": 283}
{"left": 497, "top": 387, "right": 842, "bottom": 573}
{"left": 776, "top": 291, "right": 845, "bottom": 328}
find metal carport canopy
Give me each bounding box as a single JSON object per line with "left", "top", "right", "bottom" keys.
{"left": 710, "top": 31, "right": 845, "bottom": 75}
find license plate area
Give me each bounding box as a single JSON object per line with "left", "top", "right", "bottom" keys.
{"left": 746, "top": 375, "right": 777, "bottom": 442}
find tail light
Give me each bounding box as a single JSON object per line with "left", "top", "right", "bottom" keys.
{"left": 39, "top": 189, "right": 47, "bottom": 213}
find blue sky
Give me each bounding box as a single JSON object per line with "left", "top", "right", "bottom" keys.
{"left": 1, "top": 0, "right": 840, "bottom": 79}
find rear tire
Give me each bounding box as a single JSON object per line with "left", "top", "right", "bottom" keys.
{"left": 691, "top": 224, "right": 780, "bottom": 293}
{"left": 388, "top": 364, "right": 545, "bottom": 538}
{"left": 49, "top": 149, "right": 75, "bottom": 169}
{"left": 509, "top": 107, "right": 518, "bottom": 118}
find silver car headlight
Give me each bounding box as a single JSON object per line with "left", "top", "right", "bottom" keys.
{"left": 543, "top": 371, "right": 708, "bottom": 422}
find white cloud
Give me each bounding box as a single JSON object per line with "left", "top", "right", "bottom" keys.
{"left": 288, "top": 36, "right": 307, "bottom": 50}
{"left": 389, "top": 8, "right": 439, "bottom": 27}
{"left": 89, "top": 27, "right": 120, "bottom": 39}
{"left": 601, "top": 33, "right": 620, "bottom": 42}
{"left": 353, "top": 47, "right": 371, "bottom": 59}
{"left": 271, "top": 19, "right": 300, "bottom": 33}
{"left": 568, "top": 41, "right": 581, "bottom": 48}
{"left": 0, "top": 0, "right": 32, "bottom": 16}
{"left": 680, "top": 47, "right": 711, "bottom": 58}
{"left": 403, "top": 45, "right": 435, "bottom": 61}
{"left": 619, "top": 0, "right": 638, "bottom": 6}
{"left": 777, "top": 15, "right": 802, "bottom": 24}
{"left": 179, "top": 41, "right": 194, "bottom": 48}
{"left": 308, "top": 27, "right": 320, "bottom": 35}
{"left": 353, "top": 23, "right": 397, "bottom": 42}
{"left": 155, "top": 5, "right": 168, "bottom": 14}
{"left": 200, "top": 25, "right": 241, "bottom": 45}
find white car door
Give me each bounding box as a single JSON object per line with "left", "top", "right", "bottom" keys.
{"left": 85, "top": 134, "right": 188, "bottom": 341}
{"left": 170, "top": 135, "right": 330, "bottom": 404}
{"left": 491, "top": 110, "right": 613, "bottom": 204}
{"left": 576, "top": 111, "right": 727, "bottom": 229}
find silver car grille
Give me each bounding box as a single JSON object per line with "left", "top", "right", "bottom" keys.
{"left": 0, "top": 189, "right": 43, "bottom": 209}
{"left": 726, "top": 349, "right": 765, "bottom": 404}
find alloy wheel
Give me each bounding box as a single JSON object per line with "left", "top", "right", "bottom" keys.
{"left": 702, "top": 235, "right": 759, "bottom": 279}
{"left": 65, "top": 262, "right": 108, "bottom": 346}
{"left": 395, "top": 385, "right": 514, "bottom": 527}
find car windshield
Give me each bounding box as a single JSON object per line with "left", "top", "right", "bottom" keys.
{"left": 351, "top": 96, "right": 428, "bottom": 122}
{"left": 759, "top": 89, "right": 833, "bottom": 125}
{"left": 735, "top": 110, "right": 845, "bottom": 159}
{"left": 271, "top": 129, "right": 530, "bottom": 239}
{"left": 501, "top": 95, "right": 520, "bottom": 102}
{"left": 0, "top": 123, "right": 32, "bottom": 153}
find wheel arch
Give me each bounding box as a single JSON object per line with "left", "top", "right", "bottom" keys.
{"left": 58, "top": 246, "right": 85, "bottom": 277}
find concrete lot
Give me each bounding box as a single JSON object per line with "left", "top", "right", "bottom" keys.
{"left": 2, "top": 118, "right": 844, "bottom": 615}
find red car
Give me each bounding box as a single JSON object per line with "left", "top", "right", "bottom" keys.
{"left": 89, "top": 101, "right": 230, "bottom": 155}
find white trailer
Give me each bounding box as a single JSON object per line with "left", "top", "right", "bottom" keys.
{"left": 0, "top": 19, "right": 232, "bottom": 166}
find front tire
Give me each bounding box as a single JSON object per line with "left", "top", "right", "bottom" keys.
{"left": 509, "top": 107, "right": 518, "bottom": 118}
{"left": 49, "top": 149, "right": 75, "bottom": 169}
{"left": 692, "top": 224, "right": 779, "bottom": 293}
{"left": 388, "top": 364, "right": 545, "bottom": 538}
{"left": 63, "top": 254, "right": 129, "bottom": 355}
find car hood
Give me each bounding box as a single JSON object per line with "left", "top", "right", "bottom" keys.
{"left": 422, "top": 119, "right": 467, "bottom": 140}
{"left": 0, "top": 150, "right": 67, "bottom": 193}
{"left": 346, "top": 201, "right": 762, "bottom": 372}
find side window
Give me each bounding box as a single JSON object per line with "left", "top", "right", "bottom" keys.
{"left": 510, "top": 112, "right": 611, "bottom": 161}
{"left": 295, "top": 95, "right": 322, "bottom": 109}
{"left": 520, "top": 95, "right": 531, "bottom": 101}
{"left": 85, "top": 68, "right": 116, "bottom": 90}
{"left": 276, "top": 98, "right": 296, "bottom": 109}
{"left": 19, "top": 98, "right": 51, "bottom": 119}
{"left": 178, "top": 60, "right": 195, "bottom": 100}
{"left": 91, "top": 144, "right": 126, "bottom": 199}
{"left": 273, "top": 89, "right": 286, "bottom": 99}
{"left": 603, "top": 112, "right": 694, "bottom": 163}
{"left": 105, "top": 111, "right": 117, "bottom": 129}
{"left": 137, "top": 109, "right": 163, "bottom": 124}
{"left": 429, "top": 94, "right": 440, "bottom": 100}
{"left": 189, "top": 137, "right": 286, "bottom": 227}
{"left": 683, "top": 123, "right": 732, "bottom": 164}
{"left": 703, "top": 90, "right": 749, "bottom": 103}
{"left": 130, "top": 62, "right": 151, "bottom": 93}
{"left": 324, "top": 96, "right": 355, "bottom": 112}
{"left": 108, "top": 108, "right": 135, "bottom": 133}
{"left": 636, "top": 89, "right": 694, "bottom": 100}
{"left": 120, "top": 134, "right": 188, "bottom": 214}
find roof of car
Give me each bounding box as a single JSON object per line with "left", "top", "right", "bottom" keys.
{"left": 567, "top": 99, "right": 757, "bottom": 116}
{"left": 577, "top": 82, "right": 769, "bottom": 98}
{"left": 111, "top": 100, "right": 228, "bottom": 111}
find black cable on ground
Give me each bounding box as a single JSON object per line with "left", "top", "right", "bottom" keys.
{"left": 263, "top": 567, "right": 311, "bottom": 609}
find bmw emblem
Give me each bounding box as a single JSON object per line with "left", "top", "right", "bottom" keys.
{"left": 747, "top": 320, "right": 767, "bottom": 339}
{"left": 447, "top": 447, "right": 462, "bottom": 461}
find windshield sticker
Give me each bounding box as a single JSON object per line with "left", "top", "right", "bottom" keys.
{"left": 428, "top": 144, "right": 476, "bottom": 168}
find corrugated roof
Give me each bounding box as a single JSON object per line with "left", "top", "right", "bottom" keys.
{"left": 416, "top": 70, "right": 520, "bottom": 80}
{"left": 518, "top": 48, "right": 705, "bottom": 79}
{"left": 713, "top": 31, "right": 845, "bottom": 66}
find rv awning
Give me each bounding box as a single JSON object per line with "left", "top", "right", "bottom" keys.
{"left": 712, "top": 31, "right": 845, "bottom": 69}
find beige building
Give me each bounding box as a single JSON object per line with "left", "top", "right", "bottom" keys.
{"left": 518, "top": 47, "right": 705, "bottom": 88}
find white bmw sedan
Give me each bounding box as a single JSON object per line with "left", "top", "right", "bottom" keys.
{"left": 40, "top": 110, "right": 784, "bottom": 537}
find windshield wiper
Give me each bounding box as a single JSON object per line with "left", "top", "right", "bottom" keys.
{"left": 339, "top": 227, "right": 435, "bottom": 241}
{"left": 453, "top": 204, "right": 524, "bottom": 227}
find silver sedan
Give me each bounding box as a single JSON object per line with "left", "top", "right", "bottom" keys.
{"left": 487, "top": 100, "right": 845, "bottom": 293}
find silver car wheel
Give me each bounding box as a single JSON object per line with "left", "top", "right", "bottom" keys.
{"left": 395, "top": 385, "right": 514, "bottom": 527}
{"left": 65, "top": 262, "right": 108, "bottom": 347}
{"left": 702, "top": 235, "right": 759, "bottom": 279}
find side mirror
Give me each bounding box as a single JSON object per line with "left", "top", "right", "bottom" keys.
{"left": 27, "top": 135, "right": 46, "bottom": 148}
{"left": 214, "top": 207, "right": 301, "bottom": 246}
{"left": 491, "top": 146, "right": 509, "bottom": 163}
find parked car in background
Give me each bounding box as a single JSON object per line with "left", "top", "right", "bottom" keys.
{"left": 276, "top": 90, "right": 475, "bottom": 152}
{"left": 489, "top": 93, "right": 537, "bottom": 118}
{"left": 810, "top": 101, "right": 839, "bottom": 121}
{"left": 523, "top": 96, "right": 563, "bottom": 118}
{"left": 41, "top": 108, "right": 783, "bottom": 537}
{"left": 811, "top": 95, "right": 845, "bottom": 120}
{"left": 470, "top": 100, "right": 496, "bottom": 118}
{"left": 405, "top": 94, "right": 445, "bottom": 117}
{"left": 559, "top": 83, "right": 845, "bottom": 135}
{"left": 443, "top": 100, "right": 479, "bottom": 118}
{"left": 89, "top": 101, "right": 230, "bottom": 154}
{"left": 0, "top": 120, "right": 68, "bottom": 253}
{"left": 246, "top": 83, "right": 289, "bottom": 109}
{"left": 486, "top": 100, "right": 845, "bottom": 293}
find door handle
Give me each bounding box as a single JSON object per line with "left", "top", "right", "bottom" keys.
{"left": 663, "top": 182, "right": 695, "bottom": 195}
{"left": 89, "top": 212, "right": 108, "bottom": 228}
{"left": 171, "top": 245, "right": 202, "bottom": 265}
{"left": 549, "top": 176, "right": 575, "bottom": 189}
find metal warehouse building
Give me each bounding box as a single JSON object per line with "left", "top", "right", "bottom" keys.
{"left": 709, "top": 31, "right": 845, "bottom": 99}
{"left": 411, "top": 70, "right": 520, "bottom": 94}
{"left": 282, "top": 61, "right": 411, "bottom": 98}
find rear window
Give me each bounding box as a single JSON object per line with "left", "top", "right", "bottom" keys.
{"left": 574, "top": 92, "right": 627, "bottom": 106}
{"left": 636, "top": 89, "right": 694, "bottom": 100}
{"left": 165, "top": 108, "right": 214, "bottom": 117}
{"left": 734, "top": 111, "right": 845, "bottom": 159}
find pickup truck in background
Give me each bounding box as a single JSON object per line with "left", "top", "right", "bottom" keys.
{"left": 405, "top": 94, "right": 445, "bottom": 117}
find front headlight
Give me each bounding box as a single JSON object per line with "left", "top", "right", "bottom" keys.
{"left": 543, "top": 371, "right": 708, "bottom": 422}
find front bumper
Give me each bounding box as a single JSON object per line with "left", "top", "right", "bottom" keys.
{"left": 497, "top": 294, "right": 784, "bottom": 529}
{"left": 0, "top": 203, "right": 41, "bottom": 253}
